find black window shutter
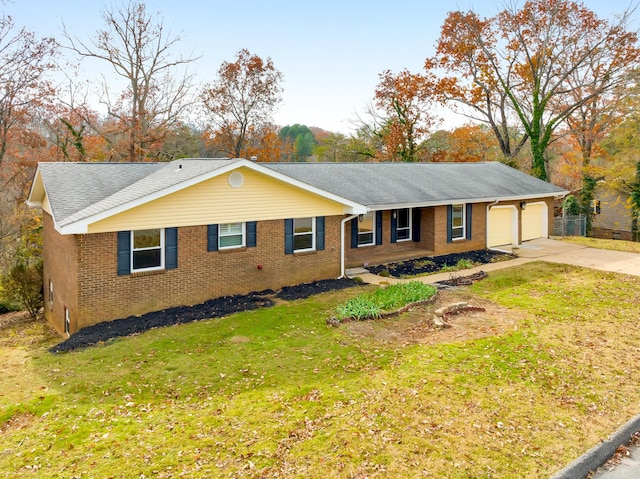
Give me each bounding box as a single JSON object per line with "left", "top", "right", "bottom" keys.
{"left": 316, "top": 216, "right": 325, "bottom": 251}
{"left": 391, "top": 210, "right": 397, "bottom": 243}
{"left": 375, "top": 211, "right": 383, "bottom": 245}
{"left": 207, "top": 224, "right": 219, "bottom": 252}
{"left": 165, "top": 227, "right": 178, "bottom": 269}
{"left": 466, "top": 204, "right": 473, "bottom": 240}
{"left": 284, "top": 219, "right": 294, "bottom": 254}
{"left": 351, "top": 218, "right": 358, "bottom": 249}
{"left": 412, "top": 208, "right": 421, "bottom": 242}
{"left": 446, "top": 205, "right": 453, "bottom": 243}
{"left": 247, "top": 221, "right": 257, "bottom": 248}
{"left": 117, "top": 231, "right": 131, "bottom": 275}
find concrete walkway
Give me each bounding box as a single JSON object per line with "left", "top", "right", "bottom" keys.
{"left": 349, "top": 238, "right": 640, "bottom": 286}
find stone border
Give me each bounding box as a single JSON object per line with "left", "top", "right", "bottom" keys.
{"left": 549, "top": 414, "right": 640, "bottom": 479}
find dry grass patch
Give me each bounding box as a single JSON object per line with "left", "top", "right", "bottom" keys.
{"left": 556, "top": 235, "right": 640, "bottom": 253}
{"left": 342, "top": 289, "right": 522, "bottom": 346}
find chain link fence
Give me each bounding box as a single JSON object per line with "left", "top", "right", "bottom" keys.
{"left": 553, "top": 215, "right": 586, "bottom": 237}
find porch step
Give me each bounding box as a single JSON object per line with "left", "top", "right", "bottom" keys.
{"left": 345, "top": 267, "right": 369, "bottom": 278}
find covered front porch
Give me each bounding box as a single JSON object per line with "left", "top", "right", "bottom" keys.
{"left": 345, "top": 243, "right": 435, "bottom": 269}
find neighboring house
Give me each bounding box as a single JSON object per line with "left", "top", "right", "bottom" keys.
{"left": 27, "top": 159, "right": 567, "bottom": 336}
{"left": 591, "top": 185, "right": 633, "bottom": 241}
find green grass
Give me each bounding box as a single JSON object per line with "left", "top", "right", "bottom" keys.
{"left": 334, "top": 281, "right": 437, "bottom": 320}
{"left": 556, "top": 235, "right": 640, "bottom": 253}
{"left": 2, "top": 263, "right": 640, "bottom": 478}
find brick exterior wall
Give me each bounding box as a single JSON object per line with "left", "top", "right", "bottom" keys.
{"left": 592, "top": 187, "right": 632, "bottom": 240}
{"left": 44, "top": 199, "right": 555, "bottom": 335}
{"left": 43, "top": 213, "right": 78, "bottom": 335}
{"left": 67, "top": 217, "right": 342, "bottom": 332}
{"left": 346, "top": 204, "right": 488, "bottom": 266}
{"left": 432, "top": 203, "right": 487, "bottom": 254}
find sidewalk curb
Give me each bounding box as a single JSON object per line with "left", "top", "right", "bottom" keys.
{"left": 549, "top": 414, "right": 640, "bottom": 479}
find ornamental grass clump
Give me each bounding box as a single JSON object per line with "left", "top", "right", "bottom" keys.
{"left": 334, "top": 281, "right": 437, "bottom": 321}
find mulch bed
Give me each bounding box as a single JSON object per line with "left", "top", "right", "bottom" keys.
{"left": 367, "top": 249, "right": 514, "bottom": 278}
{"left": 51, "top": 279, "right": 363, "bottom": 353}
{"left": 276, "top": 278, "right": 365, "bottom": 300}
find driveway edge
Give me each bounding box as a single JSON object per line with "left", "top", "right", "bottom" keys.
{"left": 549, "top": 414, "right": 640, "bottom": 479}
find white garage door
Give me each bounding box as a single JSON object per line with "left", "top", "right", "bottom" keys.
{"left": 488, "top": 206, "right": 516, "bottom": 247}
{"left": 522, "top": 202, "right": 547, "bottom": 241}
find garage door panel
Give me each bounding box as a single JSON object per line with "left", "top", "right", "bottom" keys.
{"left": 522, "top": 204, "right": 545, "bottom": 241}
{"left": 488, "top": 207, "right": 514, "bottom": 247}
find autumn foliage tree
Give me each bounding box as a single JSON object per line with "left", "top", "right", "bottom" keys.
{"left": 428, "top": 0, "right": 640, "bottom": 180}
{"left": 373, "top": 69, "right": 438, "bottom": 162}
{"left": 426, "top": 124, "right": 503, "bottom": 163}
{"left": 200, "top": 49, "right": 283, "bottom": 159}
{"left": 0, "top": 15, "right": 56, "bottom": 277}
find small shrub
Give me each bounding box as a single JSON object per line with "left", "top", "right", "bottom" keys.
{"left": 456, "top": 258, "right": 476, "bottom": 269}
{"left": 0, "top": 300, "right": 22, "bottom": 315}
{"left": 1, "top": 260, "right": 43, "bottom": 318}
{"left": 351, "top": 276, "right": 364, "bottom": 283}
{"left": 439, "top": 259, "right": 476, "bottom": 273}
{"left": 378, "top": 270, "right": 391, "bottom": 277}
{"left": 414, "top": 259, "right": 436, "bottom": 269}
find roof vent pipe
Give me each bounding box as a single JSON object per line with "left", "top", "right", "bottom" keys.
{"left": 250, "top": 156, "right": 257, "bottom": 162}
{"left": 175, "top": 164, "right": 182, "bottom": 172}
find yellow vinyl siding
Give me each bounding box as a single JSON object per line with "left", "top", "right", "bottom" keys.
{"left": 42, "top": 192, "right": 53, "bottom": 216}
{"left": 88, "top": 167, "right": 347, "bottom": 233}
{"left": 522, "top": 203, "right": 545, "bottom": 241}
{"left": 487, "top": 206, "right": 515, "bottom": 247}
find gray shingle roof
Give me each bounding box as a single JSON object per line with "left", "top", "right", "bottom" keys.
{"left": 56, "top": 159, "right": 234, "bottom": 227}
{"left": 263, "top": 161, "right": 567, "bottom": 207}
{"left": 38, "top": 162, "right": 163, "bottom": 225}
{"left": 34, "top": 159, "right": 238, "bottom": 227}
{"left": 32, "top": 159, "right": 567, "bottom": 232}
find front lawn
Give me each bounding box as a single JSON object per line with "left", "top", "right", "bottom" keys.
{"left": 2, "top": 262, "right": 640, "bottom": 478}
{"left": 557, "top": 235, "right": 640, "bottom": 253}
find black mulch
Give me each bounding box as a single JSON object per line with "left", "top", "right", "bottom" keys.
{"left": 367, "top": 249, "right": 515, "bottom": 278}
{"left": 276, "top": 278, "right": 365, "bottom": 301}
{"left": 51, "top": 279, "right": 363, "bottom": 353}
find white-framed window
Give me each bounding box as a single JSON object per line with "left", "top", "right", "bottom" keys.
{"left": 131, "top": 229, "right": 164, "bottom": 272}
{"left": 396, "top": 208, "right": 412, "bottom": 241}
{"left": 358, "top": 212, "right": 375, "bottom": 246}
{"left": 219, "top": 222, "right": 245, "bottom": 249}
{"left": 451, "top": 204, "right": 465, "bottom": 240}
{"left": 293, "top": 217, "right": 315, "bottom": 252}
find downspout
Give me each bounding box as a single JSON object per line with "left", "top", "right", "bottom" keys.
{"left": 486, "top": 199, "right": 504, "bottom": 253}
{"left": 339, "top": 214, "right": 359, "bottom": 278}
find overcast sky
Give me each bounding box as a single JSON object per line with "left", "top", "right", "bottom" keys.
{"left": 6, "top": 0, "right": 636, "bottom": 133}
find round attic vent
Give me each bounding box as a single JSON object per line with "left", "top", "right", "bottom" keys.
{"left": 228, "top": 171, "right": 244, "bottom": 188}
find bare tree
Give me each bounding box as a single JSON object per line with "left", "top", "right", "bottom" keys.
{"left": 0, "top": 15, "right": 56, "bottom": 175}
{"left": 200, "top": 49, "right": 283, "bottom": 159}
{"left": 63, "top": 1, "right": 197, "bottom": 161}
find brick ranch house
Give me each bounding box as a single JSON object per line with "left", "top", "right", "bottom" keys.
{"left": 27, "top": 159, "right": 567, "bottom": 336}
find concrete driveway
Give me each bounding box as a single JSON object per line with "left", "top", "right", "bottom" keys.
{"left": 354, "top": 237, "right": 640, "bottom": 286}
{"left": 512, "top": 238, "right": 640, "bottom": 276}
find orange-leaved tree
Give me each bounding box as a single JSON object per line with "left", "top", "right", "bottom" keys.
{"left": 373, "top": 69, "right": 439, "bottom": 162}
{"left": 428, "top": 0, "right": 640, "bottom": 181}
{"left": 200, "top": 49, "right": 283, "bottom": 159}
